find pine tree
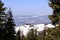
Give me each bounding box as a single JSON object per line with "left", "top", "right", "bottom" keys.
{"left": 20, "top": 34, "right": 26, "bottom": 40}
{"left": 48, "top": 0, "right": 60, "bottom": 25}
{"left": 4, "top": 8, "right": 16, "bottom": 40}
{"left": 44, "top": 27, "right": 60, "bottom": 40}
{"left": 26, "top": 29, "right": 38, "bottom": 40}
{"left": 0, "top": 0, "right": 7, "bottom": 40}
{"left": 45, "top": 0, "right": 60, "bottom": 40}
{"left": 16, "top": 29, "right": 20, "bottom": 40}
{"left": 37, "top": 31, "right": 45, "bottom": 40}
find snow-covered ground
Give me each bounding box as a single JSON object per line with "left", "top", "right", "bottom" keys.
{"left": 15, "top": 24, "right": 55, "bottom": 36}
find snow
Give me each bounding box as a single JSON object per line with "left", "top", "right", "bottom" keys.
{"left": 46, "top": 24, "right": 55, "bottom": 28}
{"left": 56, "top": 24, "right": 59, "bottom": 26}
{"left": 15, "top": 24, "right": 55, "bottom": 36}
{"left": 34, "top": 24, "right": 45, "bottom": 31}
{"left": 15, "top": 27, "right": 20, "bottom": 33}
{"left": 20, "top": 25, "right": 30, "bottom": 36}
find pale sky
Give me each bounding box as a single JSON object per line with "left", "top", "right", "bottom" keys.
{"left": 2, "top": 0, "right": 53, "bottom": 16}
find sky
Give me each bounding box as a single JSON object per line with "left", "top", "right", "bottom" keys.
{"left": 2, "top": 0, "right": 53, "bottom": 16}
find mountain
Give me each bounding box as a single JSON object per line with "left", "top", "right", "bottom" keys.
{"left": 13, "top": 15, "right": 51, "bottom": 26}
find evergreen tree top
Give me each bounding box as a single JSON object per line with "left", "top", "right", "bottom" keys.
{"left": 49, "top": 0, "right": 60, "bottom": 5}
{"left": 0, "top": 0, "right": 4, "bottom": 7}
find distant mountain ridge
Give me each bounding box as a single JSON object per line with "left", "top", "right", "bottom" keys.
{"left": 13, "top": 15, "right": 51, "bottom": 26}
